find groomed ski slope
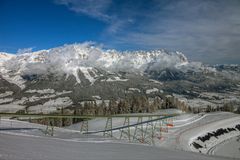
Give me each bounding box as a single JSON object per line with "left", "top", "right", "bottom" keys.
{"left": 0, "top": 133, "right": 230, "bottom": 160}
{"left": 67, "top": 110, "right": 240, "bottom": 159}
{"left": 0, "top": 111, "right": 239, "bottom": 160}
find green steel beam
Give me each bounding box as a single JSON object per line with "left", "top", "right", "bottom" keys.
{"left": 0, "top": 113, "right": 179, "bottom": 119}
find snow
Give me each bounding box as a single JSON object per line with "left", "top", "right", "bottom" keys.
{"left": 128, "top": 88, "right": 141, "bottom": 92}
{"left": 0, "top": 52, "right": 15, "bottom": 71}
{"left": 189, "top": 116, "right": 240, "bottom": 154}
{"left": 28, "top": 97, "right": 73, "bottom": 113}
{"left": 0, "top": 133, "right": 227, "bottom": 160}
{"left": 56, "top": 90, "right": 73, "bottom": 95}
{"left": 67, "top": 109, "right": 180, "bottom": 133}
{"left": 0, "top": 43, "right": 194, "bottom": 82}
{"left": 168, "top": 112, "right": 240, "bottom": 159}
{"left": 12, "top": 90, "right": 73, "bottom": 105}
{"left": 0, "top": 43, "right": 221, "bottom": 87}
{"left": 0, "top": 104, "right": 25, "bottom": 113}
{"left": 25, "top": 89, "right": 55, "bottom": 94}
{"left": 173, "top": 114, "right": 206, "bottom": 128}
{"left": 0, "top": 111, "right": 237, "bottom": 160}
{"left": 68, "top": 111, "right": 237, "bottom": 159}
{"left": 146, "top": 88, "right": 159, "bottom": 94}
{"left": 174, "top": 91, "right": 240, "bottom": 112}
{"left": 105, "top": 77, "right": 128, "bottom": 82}
{"left": 72, "top": 67, "right": 81, "bottom": 83}
{"left": 92, "top": 95, "right": 101, "bottom": 100}
{"left": 0, "top": 91, "right": 13, "bottom": 98}
{"left": 199, "top": 92, "right": 225, "bottom": 100}
{"left": 12, "top": 97, "right": 28, "bottom": 105}
{"left": 27, "top": 96, "right": 42, "bottom": 102}
{"left": 80, "top": 100, "right": 110, "bottom": 106}
{"left": 149, "top": 79, "right": 163, "bottom": 85}
{"left": 79, "top": 67, "right": 96, "bottom": 84}
{"left": 212, "top": 136, "right": 240, "bottom": 159}
{"left": 0, "top": 52, "right": 15, "bottom": 60}
{"left": 42, "top": 97, "right": 72, "bottom": 107}
{"left": 187, "top": 99, "right": 217, "bottom": 108}
{"left": 0, "top": 98, "right": 13, "bottom": 104}
{"left": 66, "top": 66, "right": 97, "bottom": 84}
{"left": 1, "top": 74, "right": 26, "bottom": 89}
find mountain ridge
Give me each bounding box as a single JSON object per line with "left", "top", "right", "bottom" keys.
{"left": 0, "top": 43, "right": 213, "bottom": 88}
{"left": 0, "top": 43, "right": 239, "bottom": 114}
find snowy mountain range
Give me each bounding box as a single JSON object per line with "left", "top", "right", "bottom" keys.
{"left": 0, "top": 43, "right": 191, "bottom": 87}
{"left": 0, "top": 43, "right": 239, "bottom": 113}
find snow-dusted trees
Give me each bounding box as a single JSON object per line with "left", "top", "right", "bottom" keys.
{"left": 66, "top": 96, "right": 166, "bottom": 116}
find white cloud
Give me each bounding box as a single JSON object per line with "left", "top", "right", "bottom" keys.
{"left": 17, "top": 47, "right": 34, "bottom": 54}
{"left": 54, "top": 0, "right": 135, "bottom": 34}
{"left": 54, "top": 0, "right": 112, "bottom": 22}
{"left": 53, "top": 0, "right": 240, "bottom": 64}
{"left": 106, "top": 0, "right": 240, "bottom": 64}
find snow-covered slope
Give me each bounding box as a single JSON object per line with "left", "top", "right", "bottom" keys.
{"left": 0, "top": 133, "right": 229, "bottom": 160}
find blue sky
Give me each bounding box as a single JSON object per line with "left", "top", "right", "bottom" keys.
{"left": 0, "top": 0, "right": 240, "bottom": 64}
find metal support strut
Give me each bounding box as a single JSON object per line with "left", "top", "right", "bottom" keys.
{"left": 132, "top": 117, "right": 144, "bottom": 143}
{"left": 104, "top": 117, "right": 113, "bottom": 137}
{"left": 80, "top": 120, "right": 88, "bottom": 133}
{"left": 143, "top": 117, "right": 155, "bottom": 145}
{"left": 45, "top": 118, "right": 54, "bottom": 136}
{"left": 120, "top": 117, "right": 131, "bottom": 142}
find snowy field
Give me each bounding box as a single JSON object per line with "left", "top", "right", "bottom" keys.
{"left": 0, "top": 111, "right": 239, "bottom": 159}
{"left": 0, "top": 133, "right": 229, "bottom": 160}
{"left": 67, "top": 109, "right": 182, "bottom": 131}
{"left": 67, "top": 111, "right": 240, "bottom": 159}
{"left": 211, "top": 135, "right": 240, "bottom": 159}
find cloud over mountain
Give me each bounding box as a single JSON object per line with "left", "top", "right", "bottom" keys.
{"left": 55, "top": 0, "right": 240, "bottom": 64}
{"left": 1, "top": 43, "right": 192, "bottom": 83}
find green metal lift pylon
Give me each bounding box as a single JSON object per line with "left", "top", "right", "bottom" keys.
{"left": 103, "top": 117, "right": 113, "bottom": 137}
{"left": 132, "top": 117, "right": 144, "bottom": 143}
{"left": 120, "top": 117, "right": 131, "bottom": 142}
{"left": 80, "top": 120, "right": 88, "bottom": 133}
{"left": 45, "top": 118, "right": 54, "bottom": 136}
{"left": 143, "top": 117, "right": 156, "bottom": 145}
